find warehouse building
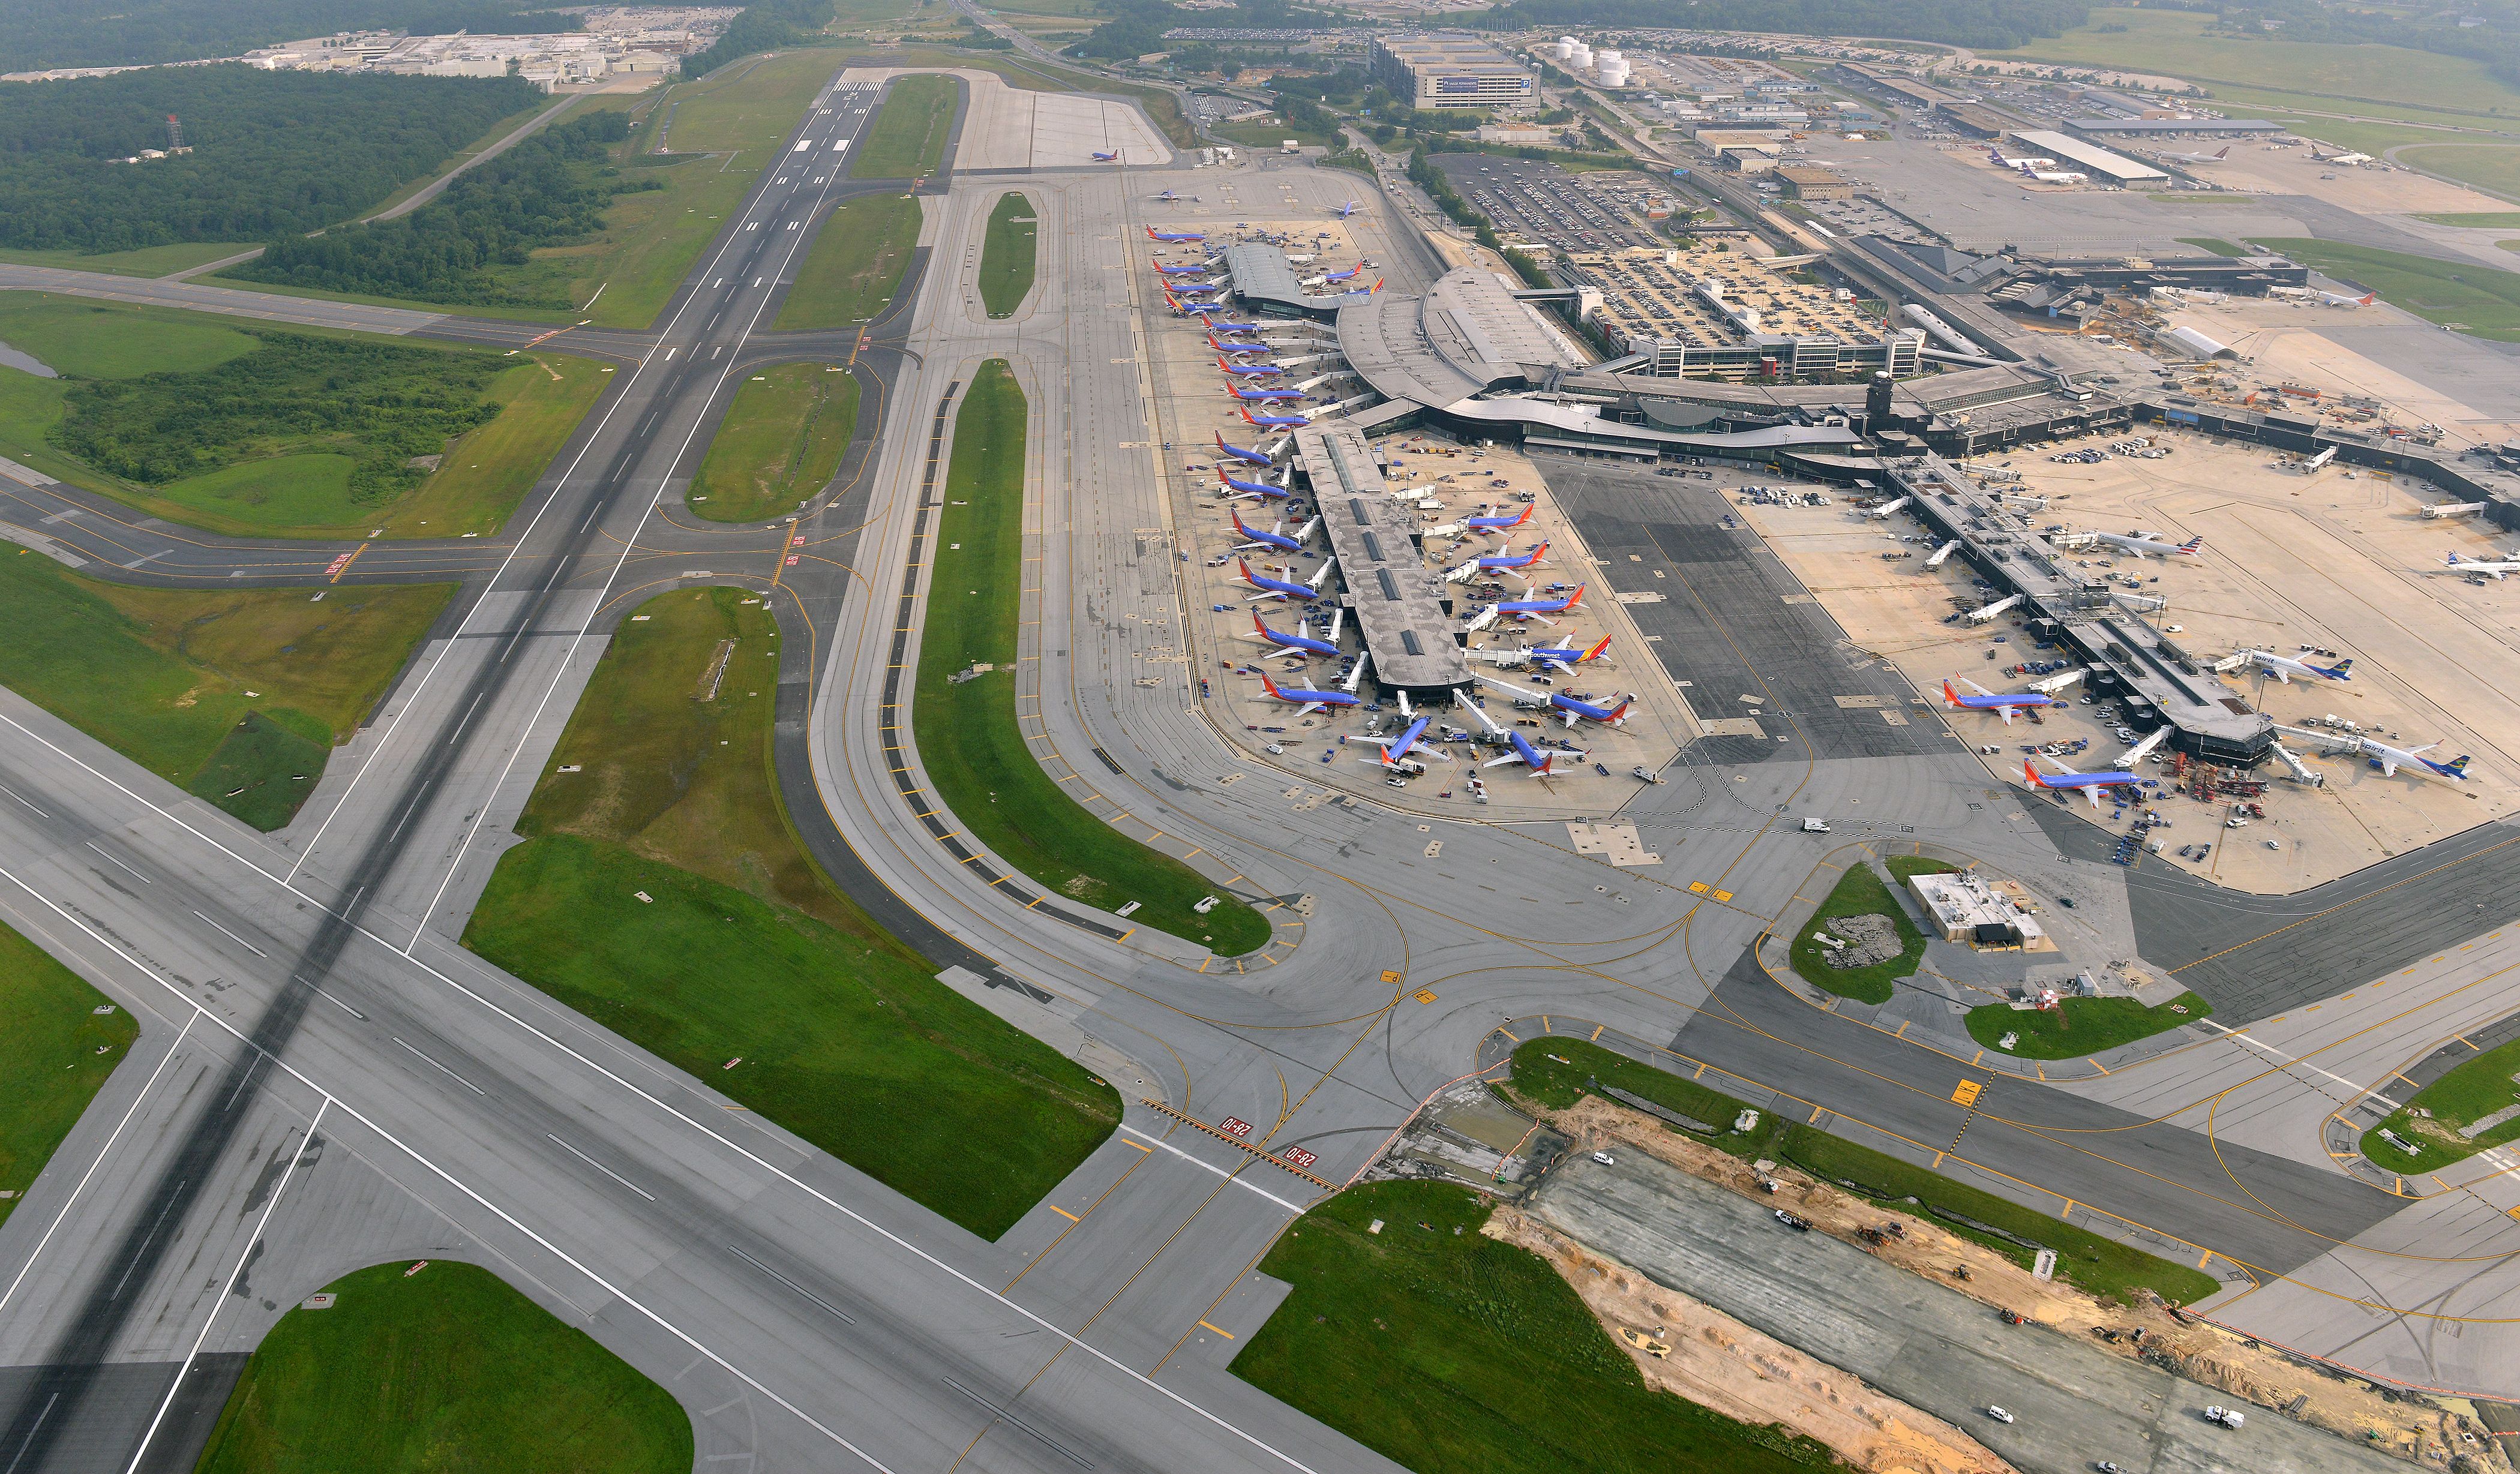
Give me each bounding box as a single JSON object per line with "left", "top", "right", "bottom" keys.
{"left": 1774, "top": 165, "right": 1854, "bottom": 200}
{"left": 1369, "top": 33, "right": 1534, "bottom": 110}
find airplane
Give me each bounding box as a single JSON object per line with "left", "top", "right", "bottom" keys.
{"left": 1465, "top": 584, "right": 1586, "bottom": 631}
{"left": 2316, "top": 289, "right": 2375, "bottom": 308}
{"left": 1217, "top": 468, "right": 1290, "bottom": 502}
{"left": 1217, "top": 355, "right": 1283, "bottom": 377}
{"left": 1528, "top": 634, "right": 1612, "bottom": 675}
{"left": 1156, "top": 190, "right": 1181, "bottom": 202}
{"left": 1255, "top": 672, "right": 1357, "bottom": 716}
{"left": 1990, "top": 151, "right": 2056, "bottom": 169}
{"left": 1154, "top": 260, "right": 1213, "bottom": 275}
{"left": 1334, "top": 200, "right": 1362, "bottom": 218}
{"left": 1171, "top": 281, "right": 1225, "bottom": 297}
{"left": 1147, "top": 226, "right": 1207, "bottom": 242}
{"left": 2236, "top": 649, "right": 2353, "bottom": 684}
{"left": 1230, "top": 509, "right": 1318, "bottom": 553}
{"left": 1360, "top": 700, "right": 1454, "bottom": 772}
{"left": 1466, "top": 700, "right": 1586, "bottom": 778}
{"left": 1322, "top": 265, "right": 1361, "bottom": 283}
{"left": 2432, "top": 550, "right": 2520, "bottom": 580}
{"left": 1941, "top": 677, "right": 2056, "bottom": 725}
{"left": 1445, "top": 541, "right": 1550, "bottom": 584}
{"left": 1093, "top": 149, "right": 1120, "bottom": 161}
{"left": 2027, "top": 170, "right": 2088, "bottom": 184}
{"left": 2276, "top": 724, "right": 2467, "bottom": 781}
{"left": 1337, "top": 278, "right": 1384, "bottom": 298}
{"left": 1168, "top": 296, "right": 1227, "bottom": 315}
{"left": 1429, "top": 504, "right": 1533, "bottom": 538}
{"left": 1245, "top": 611, "right": 1339, "bottom": 661}
{"left": 1214, "top": 431, "right": 1275, "bottom": 467}
{"left": 2022, "top": 754, "right": 2140, "bottom": 810}
{"left": 2158, "top": 145, "right": 2231, "bottom": 164}
{"left": 2084, "top": 530, "right": 2203, "bottom": 559}
{"left": 1547, "top": 690, "right": 1633, "bottom": 731}
{"left": 1228, "top": 383, "right": 1307, "bottom": 402}
{"left": 1234, "top": 555, "right": 1332, "bottom": 603}
{"left": 1241, "top": 406, "right": 1312, "bottom": 429}
{"left": 1197, "top": 315, "right": 1262, "bottom": 333}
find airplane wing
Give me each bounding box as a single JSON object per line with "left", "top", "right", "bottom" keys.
{"left": 1997, "top": 705, "right": 2013, "bottom": 725}
{"left": 1960, "top": 677, "right": 1995, "bottom": 697}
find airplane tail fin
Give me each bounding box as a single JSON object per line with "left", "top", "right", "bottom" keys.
{"left": 1607, "top": 697, "right": 1632, "bottom": 724}
{"left": 2179, "top": 536, "right": 2204, "bottom": 553}
{"left": 2024, "top": 758, "right": 2043, "bottom": 786}
{"left": 1563, "top": 584, "right": 1585, "bottom": 611}
{"left": 1942, "top": 680, "right": 1961, "bottom": 704}
{"left": 1251, "top": 610, "right": 1270, "bottom": 640}
{"left": 1583, "top": 634, "right": 1612, "bottom": 663}
{"left": 2446, "top": 755, "right": 2473, "bottom": 775}
{"left": 1260, "top": 673, "right": 1283, "bottom": 699}
{"left": 2213, "top": 146, "right": 2229, "bottom": 159}
{"left": 2330, "top": 658, "right": 2354, "bottom": 678}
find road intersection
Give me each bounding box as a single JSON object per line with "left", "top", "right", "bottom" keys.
{"left": 1, "top": 61, "right": 2519, "bottom": 1474}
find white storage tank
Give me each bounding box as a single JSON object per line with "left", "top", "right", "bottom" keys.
{"left": 1597, "top": 56, "right": 1630, "bottom": 86}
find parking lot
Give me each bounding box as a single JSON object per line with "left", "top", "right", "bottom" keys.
{"left": 1433, "top": 154, "right": 1670, "bottom": 253}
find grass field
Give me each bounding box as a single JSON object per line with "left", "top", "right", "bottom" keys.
{"left": 1508, "top": 1038, "right": 2221, "bottom": 1307}
{"left": 0, "top": 295, "right": 603, "bottom": 539}
{"left": 194, "top": 1260, "right": 690, "bottom": 1474}
{"left": 0, "top": 921, "right": 137, "bottom": 1230}
{"left": 689, "top": 364, "right": 858, "bottom": 522}
{"left": 466, "top": 587, "right": 1120, "bottom": 1236}
{"left": 0, "top": 549, "right": 449, "bottom": 828}
{"left": 2417, "top": 211, "right": 2520, "bottom": 227}
{"left": 2362, "top": 1035, "right": 2520, "bottom": 1175}
{"left": 1987, "top": 8, "right": 2520, "bottom": 127}
{"left": 854, "top": 75, "right": 958, "bottom": 178}
{"left": 915, "top": 362, "right": 1271, "bottom": 954}
{"left": 775, "top": 191, "right": 922, "bottom": 328}
{"left": 1235, "top": 1180, "right": 1837, "bottom": 1474}
{"left": 0, "top": 241, "right": 254, "bottom": 278}
{"left": 2402, "top": 146, "right": 2520, "bottom": 204}
{"left": 1966, "top": 992, "right": 2210, "bottom": 1059}
{"left": 976, "top": 191, "right": 1037, "bottom": 317}
{"left": 1788, "top": 860, "right": 1932, "bottom": 1005}
{"left": 2249, "top": 238, "right": 2520, "bottom": 341}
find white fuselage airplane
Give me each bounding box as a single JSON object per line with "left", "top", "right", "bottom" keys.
{"left": 2087, "top": 530, "right": 2203, "bottom": 559}
{"left": 2159, "top": 145, "right": 2230, "bottom": 164}
{"left": 2434, "top": 551, "right": 2520, "bottom": 580}
{"left": 2237, "top": 649, "right": 2351, "bottom": 684}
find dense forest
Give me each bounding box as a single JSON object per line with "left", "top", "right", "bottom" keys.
{"left": 53, "top": 334, "right": 503, "bottom": 503}
{"left": 0, "top": 67, "right": 540, "bottom": 255}
{"left": 1481, "top": 0, "right": 2090, "bottom": 49}
{"left": 683, "top": 0, "right": 835, "bottom": 80}
{"left": 233, "top": 110, "right": 650, "bottom": 309}
{"left": 0, "top": 0, "right": 573, "bottom": 74}
{"left": 1070, "top": 0, "right": 1328, "bottom": 62}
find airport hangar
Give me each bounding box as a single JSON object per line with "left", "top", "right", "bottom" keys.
{"left": 1213, "top": 247, "right": 2520, "bottom": 764}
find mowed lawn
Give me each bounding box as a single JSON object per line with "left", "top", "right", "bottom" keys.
{"left": 915, "top": 362, "right": 1272, "bottom": 954}
{"left": 1235, "top": 1180, "right": 1839, "bottom": 1474}
{"left": 0, "top": 295, "right": 603, "bottom": 538}
{"left": 0, "top": 548, "right": 449, "bottom": 828}
{"left": 1787, "top": 858, "right": 1936, "bottom": 1005}
{"left": 0, "top": 921, "right": 137, "bottom": 1229}
{"left": 2251, "top": 238, "right": 2520, "bottom": 341}
{"left": 689, "top": 363, "right": 858, "bottom": 523}
{"left": 0, "top": 241, "right": 255, "bottom": 278}
{"left": 977, "top": 191, "right": 1037, "bottom": 318}
{"left": 194, "top": 1260, "right": 691, "bottom": 1474}
{"left": 1966, "top": 992, "right": 2210, "bottom": 1059}
{"left": 1507, "top": 1038, "right": 2221, "bottom": 1307}
{"left": 775, "top": 191, "right": 921, "bottom": 328}
{"left": 853, "top": 74, "right": 956, "bottom": 178}
{"left": 2402, "top": 147, "right": 2520, "bottom": 205}
{"left": 465, "top": 587, "right": 1120, "bottom": 1238}
{"left": 2363, "top": 1034, "right": 2520, "bottom": 1175}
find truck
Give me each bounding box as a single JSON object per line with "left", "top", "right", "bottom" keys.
{"left": 1282, "top": 139, "right": 1300, "bottom": 154}
{"left": 1801, "top": 818, "right": 1832, "bottom": 833}
{"left": 2203, "top": 1406, "right": 2246, "bottom": 1429}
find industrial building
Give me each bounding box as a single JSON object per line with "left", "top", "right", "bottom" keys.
{"left": 1934, "top": 102, "right": 2017, "bottom": 140}
{"left": 1290, "top": 425, "right": 1472, "bottom": 699}
{"left": 1774, "top": 166, "right": 1854, "bottom": 200}
{"left": 1908, "top": 870, "right": 2047, "bottom": 949}
{"left": 1369, "top": 33, "right": 1534, "bottom": 110}
{"left": 2002, "top": 130, "right": 2168, "bottom": 183}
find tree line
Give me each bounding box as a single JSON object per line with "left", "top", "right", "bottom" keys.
{"left": 0, "top": 67, "right": 542, "bottom": 254}
{"left": 1479, "top": 0, "right": 2091, "bottom": 50}
{"left": 233, "top": 110, "right": 651, "bottom": 310}
{"left": 682, "top": 0, "right": 835, "bottom": 81}
{"left": 52, "top": 332, "right": 505, "bottom": 503}
{"left": 0, "top": 0, "right": 573, "bottom": 74}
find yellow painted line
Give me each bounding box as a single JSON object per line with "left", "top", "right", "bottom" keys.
{"left": 1497, "top": 1026, "right": 1520, "bottom": 1043}
{"left": 1198, "top": 1320, "right": 1235, "bottom": 1339}
{"left": 2062, "top": 1199, "right": 2076, "bottom": 1218}
{"left": 1932, "top": 1151, "right": 1946, "bottom": 1169}
{"left": 1123, "top": 1138, "right": 1153, "bottom": 1152}
{"left": 1049, "top": 1205, "right": 1080, "bottom": 1221}
{"left": 1541, "top": 1015, "right": 1552, "bottom": 1033}
{"left": 328, "top": 541, "right": 370, "bottom": 583}
{"left": 1894, "top": 1020, "right": 1910, "bottom": 1038}
{"left": 2087, "top": 1056, "right": 2109, "bottom": 1075}
{"left": 2197, "top": 1248, "right": 2214, "bottom": 1269}
{"left": 1590, "top": 1025, "right": 1604, "bottom": 1041}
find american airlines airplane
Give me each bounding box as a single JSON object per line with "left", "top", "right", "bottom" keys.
{"left": 2075, "top": 530, "right": 2203, "bottom": 559}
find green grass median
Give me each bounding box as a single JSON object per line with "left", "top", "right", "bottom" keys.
{"left": 2249, "top": 238, "right": 2520, "bottom": 342}
{"left": 1966, "top": 992, "right": 2210, "bottom": 1061}
{"left": 1235, "top": 1180, "right": 1837, "bottom": 1474}
{"left": 1508, "top": 1038, "right": 2220, "bottom": 1308}
{"left": 976, "top": 191, "right": 1037, "bottom": 319}
{"left": 0, "top": 922, "right": 137, "bottom": 1229}
{"left": 0, "top": 549, "right": 449, "bottom": 829}
{"left": 464, "top": 587, "right": 1119, "bottom": 1238}
{"left": 2362, "top": 1034, "right": 2520, "bottom": 1175}
{"left": 1787, "top": 858, "right": 1941, "bottom": 1005}
{"left": 915, "top": 362, "right": 1271, "bottom": 955}
{"left": 194, "top": 1259, "right": 691, "bottom": 1474}
{"left": 853, "top": 74, "right": 955, "bottom": 178}
{"left": 775, "top": 191, "right": 920, "bottom": 328}
{"left": 688, "top": 363, "right": 858, "bottom": 523}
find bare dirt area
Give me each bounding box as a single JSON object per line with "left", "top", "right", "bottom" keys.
{"left": 1484, "top": 1205, "right": 2017, "bottom": 1474}
{"left": 1736, "top": 435, "right": 2513, "bottom": 890}
{"left": 2163, "top": 295, "right": 2520, "bottom": 443}
{"left": 1552, "top": 1095, "right": 2510, "bottom": 1469}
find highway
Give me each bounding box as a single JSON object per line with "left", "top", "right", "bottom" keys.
{"left": 2, "top": 58, "right": 2520, "bottom": 1474}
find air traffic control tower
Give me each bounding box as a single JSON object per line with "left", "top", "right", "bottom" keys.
{"left": 1292, "top": 424, "right": 1473, "bottom": 700}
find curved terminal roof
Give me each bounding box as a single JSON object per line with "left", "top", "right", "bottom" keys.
{"left": 1337, "top": 267, "right": 1583, "bottom": 408}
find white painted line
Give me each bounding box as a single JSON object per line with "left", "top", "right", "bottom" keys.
{"left": 309, "top": 983, "right": 365, "bottom": 1020}
{"left": 1119, "top": 1124, "right": 1301, "bottom": 1212}
{"left": 393, "top": 1036, "right": 485, "bottom": 1095}
{"left": 84, "top": 842, "right": 151, "bottom": 884}
{"left": 0, "top": 780, "right": 49, "bottom": 816}
{"left": 189, "top": 909, "right": 267, "bottom": 958}
{"left": 547, "top": 1133, "right": 655, "bottom": 1201}
{"left": 2198, "top": 1020, "right": 2401, "bottom": 1109}
{"left": 0, "top": 1013, "right": 196, "bottom": 1323}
